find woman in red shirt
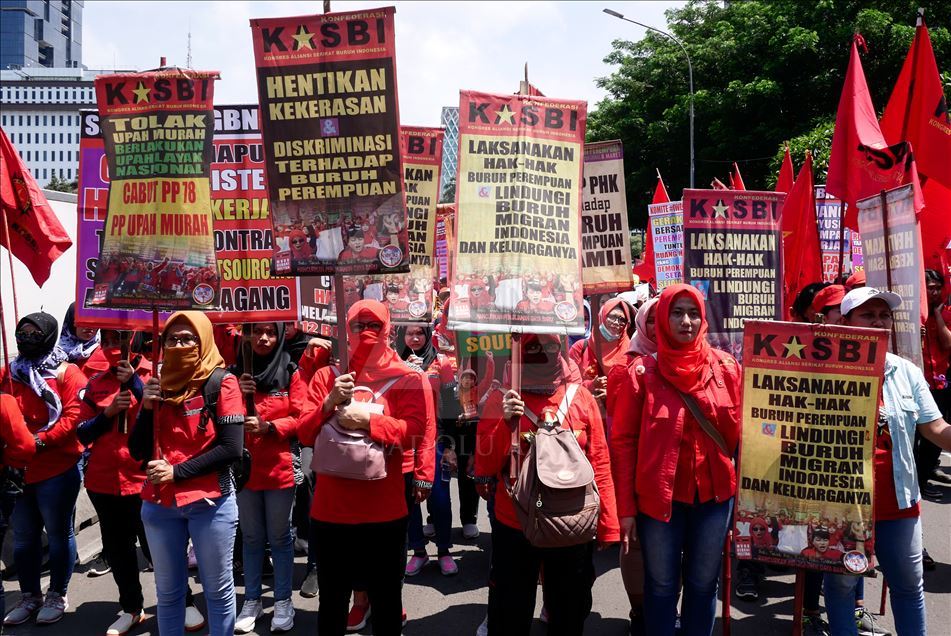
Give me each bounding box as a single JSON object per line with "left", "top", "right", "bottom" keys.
{"left": 569, "top": 297, "right": 634, "bottom": 401}
{"left": 610, "top": 284, "right": 741, "bottom": 636}
{"left": 298, "top": 300, "right": 431, "bottom": 636}
{"left": 1, "top": 313, "right": 85, "bottom": 627}
{"left": 231, "top": 322, "right": 305, "bottom": 634}
{"left": 475, "top": 333, "right": 620, "bottom": 634}
{"left": 128, "top": 311, "right": 245, "bottom": 636}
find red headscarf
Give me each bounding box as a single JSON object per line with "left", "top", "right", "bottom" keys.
{"left": 655, "top": 284, "right": 712, "bottom": 393}
{"left": 583, "top": 298, "right": 633, "bottom": 374}
{"left": 346, "top": 300, "right": 407, "bottom": 383}
{"left": 289, "top": 229, "right": 313, "bottom": 259}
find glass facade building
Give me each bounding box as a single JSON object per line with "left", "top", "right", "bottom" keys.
{"left": 1, "top": 0, "right": 83, "bottom": 70}
{"left": 440, "top": 106, "right": 459, "bottom": 199}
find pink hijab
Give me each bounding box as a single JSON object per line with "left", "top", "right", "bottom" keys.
{"left": 628, "top": 297, "right": 659, "bottom": 356}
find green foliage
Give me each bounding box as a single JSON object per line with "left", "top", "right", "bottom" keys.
{"left": 45, "top": 175, "right": 78, "bottom": 193}
{"left": 589, "top": 1, "right": 951, "bottom": 228}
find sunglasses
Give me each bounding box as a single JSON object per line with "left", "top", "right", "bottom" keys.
{"left": 350, "top": 321, "right": 384, "bottom": 333}
{"left": 525, "top": 342, "right": 561, "bottom": 354}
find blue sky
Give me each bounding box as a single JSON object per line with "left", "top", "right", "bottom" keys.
{"left": 83, "top": 1, "right": 686, "bottom": 126}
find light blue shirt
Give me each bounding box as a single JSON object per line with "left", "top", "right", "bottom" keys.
{"left": 881, "top": 353, "right": 942, "bottom": 510}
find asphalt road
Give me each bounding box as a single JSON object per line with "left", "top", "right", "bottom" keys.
{"left": 3, "top": 456, "right": 949, "bottom": 636}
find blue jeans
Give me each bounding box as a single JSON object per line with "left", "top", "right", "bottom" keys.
{"left": 12, "top": 464, "right": 81, "bottom": 596}
{"left": 825, "top": 516, "right": 925, "bottom": 636}
{"left": 142, "top": 494, "right": 238, "bottom": 636}
{"left": 408, "top": 444, "right": 453, "bottom": 553}
{"left": 638, "top": 498, "right": 733, "bottom": 636}
{"left": 236, "top": 486, "right": 295, "bottom": 602}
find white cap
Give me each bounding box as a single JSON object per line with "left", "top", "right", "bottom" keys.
{"left": 840, "top": 287, "right": 902, "bottom": 316}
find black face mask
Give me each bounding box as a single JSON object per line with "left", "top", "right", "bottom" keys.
{"left": 15, "top": 331, "right": 50, "bottom": 359}
{"left": 15, "top": 312, "right": 59, "bottom": 361}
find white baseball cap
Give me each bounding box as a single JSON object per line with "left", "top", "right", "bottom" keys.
{"left": 840, "top": 287, "right": 902, "bottom": 316}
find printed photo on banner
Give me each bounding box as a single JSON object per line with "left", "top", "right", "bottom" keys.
{"left": 250, "top": 7, "right": 410, "bottom": 276}
{"left": 683, "top": 189, "right": 784, "bottom": 360}
{"left": 857, "top": 183, "right": 925, "bottom": 368}
{"left": 298, "top": 275, "right": 337, "bottom": 338}
{"left": 814, "top": 185, "right": 850, "bottom": 282}
{"left": 648, "top": 200, "right": 684, "bottom": 290}
{"left": 735, "top": 321, "right": 886, "bottom": 575}
{"left": 75, "top": 106, "right": 299, "bottom": 328}
{"left": 90, "top": 69, "right": 220, "bottom": 311}
{"left": 448, "top": 90, "right": 587, "bottom": 334}
{"left": 581, "top": 140, "right": 631, "bottom": 294}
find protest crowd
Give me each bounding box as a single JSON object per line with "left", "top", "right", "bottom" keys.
{"left": 2, "top": 4, "right": 951, "bottom": 636}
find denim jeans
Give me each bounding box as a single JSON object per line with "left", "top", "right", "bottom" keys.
{"left": 236, "top": 486, "right": 295, "bottom": 602}
{"left": 825, "top": 516, "right": 925, "bottom": 636}
{"left": 408, "top": 444, "right": 453, "bottom": 553}
{"left": 637, "top": 498, "right": 733, "bottom": 636}
{"left": 142, "top": 494, "right": 238, "bottom": 636}
{"left": 12, "top": 464, "right": 81, "bottom": 596}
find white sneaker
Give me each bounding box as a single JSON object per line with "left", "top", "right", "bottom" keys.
{"left": 35, "top": 591, "right": 68, "bottom": 625}
{"left": 463, "top": 523, "right": 480, "bottom": 539}
{"left": 422, "top": 523, "right": 435, "bottom": 538}
{"left": 271, "top": 598, "right": 295, "bottom": 633}
{"left": 476, "top": 614, "right": 488, "bottom": 636}
{"left": 107, "top": 610, "right": 145, "bottom": 636}
{"left": 3, "top": 593, "right": 42, "bottom": 625}
{"left": 185, "top": 605, "right": 206, "bottom": 632}
{"left": 235, "top": 598, "right": 263, "bottom": 634}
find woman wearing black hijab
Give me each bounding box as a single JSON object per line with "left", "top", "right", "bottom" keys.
{"left": 230, "top": 322, "right": 306, "bottom": 634}
{"left": 57, "top": 303, "right": 100, "bottom": 375}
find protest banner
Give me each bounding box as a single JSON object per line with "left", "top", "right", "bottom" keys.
{"left": 357, "top": 126, "right": 443, "bottom": 323}
{"left": 76, "top": 106, "right": 299, "bottom": 328}
{"left": 436, "top": 216, "right": 448, "bottom": 281}
{"left": 448, "top": 91, "right": 586, "bottom": 334}
{"left": 580, "top": 140, "right": 631, "bottom": 294}
{"left": 648, "top": 200, "right": 684, "bottom": 290}
{"left": 90, "top": 70, "right": 219, "bottom": 311}
{"left": 436, "top": 203, "right": 455, "bottom": 285}
{"left": 857, "top": 184, "right": 925, "bottom": 368}
{"left": 298, "top": 275, "right": 338, "bottom": 338}
{"left": 735, "top": 320, "right": 885, "bottom": 575}
{"left": 851, "top": 232, "right": 864, "bottom": 273}
{"left": 815, "top": 185, "right": 850, "bottom": 282}
{"left": 683, "top": 190, "right": 783, "bottom": 359}
{"left": 250, "top": 7, "right": 409, "bottom": 276}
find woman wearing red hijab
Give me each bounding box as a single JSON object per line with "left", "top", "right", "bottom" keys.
{"left": 609, "top": 284, "right": 741, "bottom": 636}
{"left": 288, "top": 229, "right": 313, "bottom": 260}
{"left": 569, "top": 298, "right": 634, "bottom": 401}
{"left": 297, "top": 300, "right": 432, "bottom": 636}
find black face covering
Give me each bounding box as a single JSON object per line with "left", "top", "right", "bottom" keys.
{"left": 15, "top": 312, "right": 59, "bottom": 360}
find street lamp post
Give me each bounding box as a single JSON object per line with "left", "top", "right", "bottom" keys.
{"left": 603, "top": 8, "right": 695, "bottom": 189}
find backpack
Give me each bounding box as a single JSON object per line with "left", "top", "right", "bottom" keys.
{"left": 200, "top": 368, "right": 252, "bottom": 493}
{"left": 507, "top": 384, "right": 601, "bottom": 548}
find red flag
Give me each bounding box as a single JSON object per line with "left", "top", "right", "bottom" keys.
{"left": 880, "top": 20, "right": 951, "bottom": 190}
{"left": 782, "top": 152, "right": 821, "bottom": 319}
{"left": 633, "top": 173, "right": 669, "bottom": 285}
{"left": 920, "top": 178, "right": 951, "bottom": 275}
{"left": 711, "top": 177, "right": 728, "bottom": 190}
{"left": 0, "top": 128, "right": 72, "bottom": 286}
{"left": 652, "top": 171, "right": 670, "bottom": 204}
{"left": 731, "top": 162, "right": 747, "bottom": 190}
{"left": 826, "top": 36, "right": 923, "bottom": 228}
{"left": 776, "top": 144, "right": 794, "bottom": 193}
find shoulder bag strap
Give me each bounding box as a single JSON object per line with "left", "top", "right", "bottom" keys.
{"left": 372, "top": 376, "right": 402, "bottom": 401}
{"left": 676, "top": 389, "right": 730, "bottom": 456}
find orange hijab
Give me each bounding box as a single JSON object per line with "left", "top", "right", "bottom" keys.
{"left": 655, "top": 284, "right": 712, "bottom": 393}
{"left": 160, "top": 311, "right": 226, "bottom": 405}
{"left": 346, "top": 300, "right": 408, "bottom": 383}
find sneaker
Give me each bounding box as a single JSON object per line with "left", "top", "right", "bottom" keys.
{"left": 422, "top": 523, "right": 436, "bottom": 538}
{"left": 184, "top": 605, "right": 206, "bottom": 632}
{"left": 235, "top": 598, "right": 263, "bottom": 634}
{"left": 406, "top": 554, "right": 429, "bottom": 576}
{"left": 802, "top": 614, "right": 830, "bottom": 636}
{"left": 187, "top": 544, "right": 198, "bottom": 569}
{"left": 294, "top": 537, "right": 309, "bottom": 554}
{"left": 539, "top": 604, "right": 548, "bottom": 623}
{"left": 346, "top": 603, "right": 370, "bottom": 632}
{"left": 922, "top": 548, "right": 937, "bottom": 572}
{"left": 271, "top": 598, "right": 295, "bottom": 633}
{"left": 438, "top": 555, "right": 458, "bottom": 576}
{"left": 35, "top": 591, "right": 68, "bottom": 625}
{"left": 476, "top": 615, "right": 488, "bottom": 636}
{"left": 735, "top": 567, "right": 759, "bottom": 601}
{"left": 300, "top": 569, "right": 319, "bottom": 598}
{"left": 107, "top": 610, "right": 145, "bottom": 636}
{"left": 921, "top": 484, "right": 944, "bottom": 500}
{"left": 87, "top": 554, "right": 112, "bottom": 577}
{"left": 856, "top": 607, "right": 890, "bottom": 636}
{"left": 929, "top": 468, "right": 951, "bottom": 486}
{"left": 3, "top": 593, "right": 43, "bottom": 626}
{"left": 462, "top": 523, "right": 480, "bottom": 539}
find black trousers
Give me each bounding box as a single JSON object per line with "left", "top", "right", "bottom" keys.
{"left": 444, "top": 419, "right": 480, "bottom": 525}
{"left": 87, "top": 491, "right": 151, "bottom": 613}
{"left": 915, "top": 388, "right": 949, "bottom": 485}
{"left": 487, "top": 521, "right": 595, "bottom": 636}
{"left": 313, "top": 516, "right": 408, "bottom": 636}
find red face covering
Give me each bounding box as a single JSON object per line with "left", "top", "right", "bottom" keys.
{"left": 101, "top": 346, "right": 124, "bottom": 368}
{"left": 346, "top": 299, "right": 408, "bottom": 383}
{"left": 655, "top": 284, "right": 712, "bottom": 393}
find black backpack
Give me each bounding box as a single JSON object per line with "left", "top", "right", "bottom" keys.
{"left": 199, "top": 368, "right": 252, "bottom": 493}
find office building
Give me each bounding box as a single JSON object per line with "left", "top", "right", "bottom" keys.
{"left": 440, "top": 106, "right": 459, "bottom": 198}
{"left": 1, "top": 0, "right": 83, "bottom": 70}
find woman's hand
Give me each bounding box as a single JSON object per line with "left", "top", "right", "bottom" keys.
{"left": 328, "top": 373, "right": 355, "bottom": 408}
{"left": 336, "top": 402, "right": 371, "bottom": 430}
{"left": 503, "top": 390, "right": 524, "bottom": 421}
{"left": 238, "top": 373, "right": 256, "bottom": 396}
{"left": 407, "top": 354, "right": 424, "bottom": 367}
{"left": 244, "top": 415, "right": 268, "bottom": 434}
{"left": 147, "top": 459, "right": 175, "bottom": 484}
{"left": 620, "top": 516, "right": 637, "bottom": 555}
{"left": 306, "top": 337, "right": 332, "bottom": 358}
{"left": 414, "top": 485, "right": 431, "bottom": 503}
{"left": 114, "top": 360, "right": 134, "bottom": 384}
{"left": 442, "top": 448, "right": 458, "bottom": 472}
{"left": 104, "top": 390, "right": 132, "bottom": 418}
{"left": 142, "top": 377, "right": 162, "bottom": 410}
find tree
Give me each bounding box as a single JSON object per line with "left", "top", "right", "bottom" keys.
{"left": 589, "top": 1, "right": 951, "bottom": 228}
{"left": 45, "top": 174, "right": 78, "bottom": 194}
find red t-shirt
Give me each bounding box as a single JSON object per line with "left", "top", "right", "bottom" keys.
{"left": 874, "top": 406, "right": 920, "bottom": 521}
{"left": 244, "top": 371, "right": 306, "bottom": 491}
{"left": 921, "top": 307, "right": 951, "bottom": 390}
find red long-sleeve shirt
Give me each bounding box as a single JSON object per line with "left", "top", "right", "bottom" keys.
{"left": 298, "top": 366, "right": 431, "bottom": 524}
{"left": 244, "top": 370, "right": 306, "bottom": 491}
{"left": 0, "top": 393, "right": 36, "bottom": 471}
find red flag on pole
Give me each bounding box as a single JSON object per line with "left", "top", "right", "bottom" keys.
{"left": 652, "top": 171, "right": 670, "bottom": 204}
{"left": 776, "top": 144, "right": 794, "bottom": 193}
{"left": 633, "top": 172, "right": 669, "bottom": 285}
{"left": 920, "top": 178, "right": 951, "bottom": 275}
{"left": 0, "top": 128, "right": 72, "bottom": 286}
{"left": 826, "top": 36, "right": 923, "bottom": 229}
{"left": 782, "top": 152, "right": 821, "bottom": 319}
{"left": 731, "top": 162, "right": 747, "bottom": 190}
{"left": 880, "top": 18, "right": 951, "bottom": 190}
{"left": 711, "top": 177, "right": 729, "bottom": 190}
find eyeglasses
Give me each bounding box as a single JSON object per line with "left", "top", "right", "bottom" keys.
{"left": 525, "top": 342, "right": 561, "bottom": 354}
{"left": 164, "top": 334, "right": 198, "bottom": 347}
{"left": 350, "top": 321, "right": 384, "bottom": 333}
{"left": 605, "top": 314, "right": 629, "bottom": 326}
{"left": 291, "top": 238, "right": 306, "bottom": 245}
{"left": 470, "top": 286, "right": 484, "bottom": 293}
{"left": 751, "top": 527, "right": 766, "bottom": 533}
